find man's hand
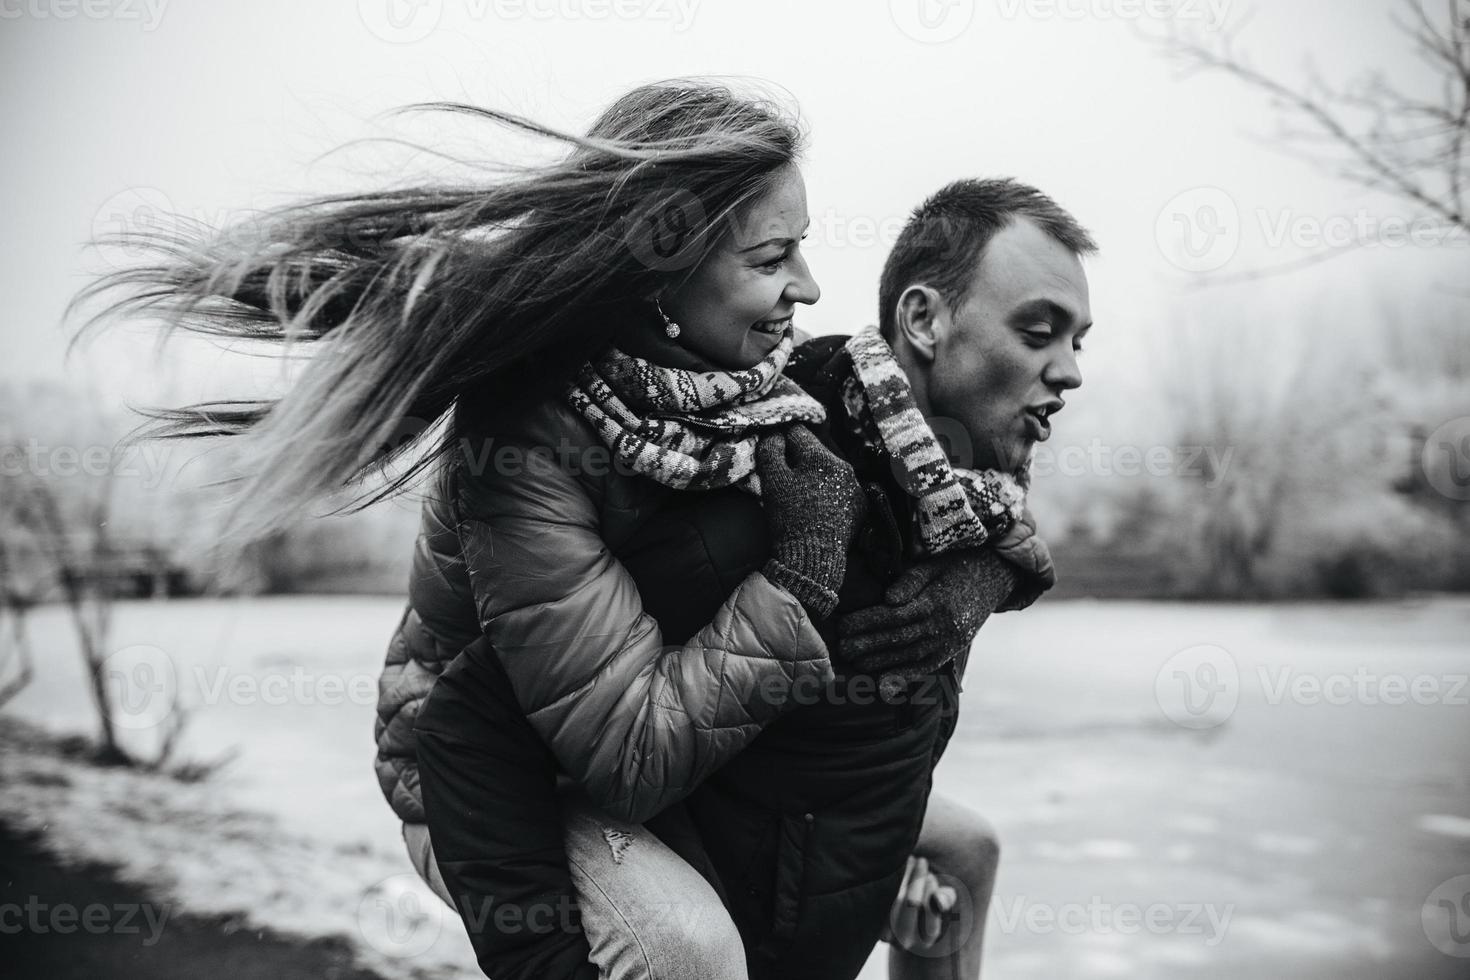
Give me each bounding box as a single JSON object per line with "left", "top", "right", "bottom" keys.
{"left": 837, "top": 549, "right": 1016, "bottom": 688}
{"left": 882, "top": 856, "right": 957, "bottom": 952}
{"left": 991, "top": 506, "right": 1056, "bottom": 611}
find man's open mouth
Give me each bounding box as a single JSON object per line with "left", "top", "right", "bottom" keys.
{"left": 1023, "top": 401, "right": 1063, "bottom": 441}
{"left": 751, "top": 317, "right": 791, "bottom": 336}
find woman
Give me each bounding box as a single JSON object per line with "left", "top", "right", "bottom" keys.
{"left": 73, "top": 80, "right": 1018, "bottom": 979}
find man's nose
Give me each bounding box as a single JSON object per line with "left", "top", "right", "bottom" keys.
{"left": 785, "top": 253, "right": 821, "bottom": 306}
{"left": 1045, "top": 347, "right": 1083, "bottom": 391}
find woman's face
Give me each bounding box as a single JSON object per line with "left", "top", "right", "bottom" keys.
{"left": 661, "top": 164, "right": 819, "bottom": 370}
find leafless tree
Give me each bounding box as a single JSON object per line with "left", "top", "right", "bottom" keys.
{"left": 0, "top": 536, "right": 38, "bottom": 709}
{"left": 1158, "top": 0, "right": 1470, "bottom": 282}
{"left": 0, "top": 384, "right": 195, "bottom": 769}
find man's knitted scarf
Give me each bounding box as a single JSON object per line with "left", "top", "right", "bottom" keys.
{"left": 840, "top": 325, "right": 1028, "bottom": 554}
{"left": 564, "top": 329, "right": 825, "bottom": 495}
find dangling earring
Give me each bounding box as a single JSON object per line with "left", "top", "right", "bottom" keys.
{"left": 656, "top": 299, "right": 681, "bottom": 339}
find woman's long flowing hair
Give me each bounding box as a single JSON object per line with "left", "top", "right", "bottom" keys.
{"left": 69, "top": 79, "right": 805, "bottom": 543}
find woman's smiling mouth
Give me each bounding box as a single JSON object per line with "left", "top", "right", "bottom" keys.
{"left": 751, "top": 316, "right": 791, "bottom": 336}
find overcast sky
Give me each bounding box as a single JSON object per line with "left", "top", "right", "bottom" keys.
{"left": 2, "top": 0, "right": 1458, "bottom": 425}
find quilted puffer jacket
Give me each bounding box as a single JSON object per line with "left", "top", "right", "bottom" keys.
{"left": 373, "top": 389, "right": 834, "bottom": 826}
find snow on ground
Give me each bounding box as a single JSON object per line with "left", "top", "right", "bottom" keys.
{"left": 1, "top": 596, "right": 479, "bottom": 980}
{"left": 3, "top": 595, "right": 1469, "bottom": 979}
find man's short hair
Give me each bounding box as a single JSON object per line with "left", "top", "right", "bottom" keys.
{"left": 878, "top": 178, "right": 1098, "bottom": 341}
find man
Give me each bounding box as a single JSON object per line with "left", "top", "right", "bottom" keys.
{"left": 677, "top": 176, "right": 1096, "bottom": 980}
{"left": 405, "top": 176, "right": 1096, "bottom": 980}
{"left": 829, "top": 177, "right": 1095, "bottom": 978}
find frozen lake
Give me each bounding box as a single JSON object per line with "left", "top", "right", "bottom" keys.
{"left": 4, "top": 595, "right": 1468, "bottom": 979}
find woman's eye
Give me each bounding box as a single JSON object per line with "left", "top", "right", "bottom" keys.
{"left": 759, "top": 254, "right": 788, "bottom": 271}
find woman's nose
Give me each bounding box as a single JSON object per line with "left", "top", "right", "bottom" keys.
{"left": 785, "top": 253, "right": 820, "bottom": 306}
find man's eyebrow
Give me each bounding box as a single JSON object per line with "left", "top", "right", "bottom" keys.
{"left": 1008, "top": 298, "right": 1090, "bottom": 331}
{"left": 737, "top": 217, "right": 812, "bottom": 253}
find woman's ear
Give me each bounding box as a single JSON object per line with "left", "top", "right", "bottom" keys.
{"left": 894, "top": 285, "right": 943, "bottom": 364}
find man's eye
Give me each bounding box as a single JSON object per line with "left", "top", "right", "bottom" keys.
{"left": 1024, "top": 329, "right": 1052, "bottom": 346}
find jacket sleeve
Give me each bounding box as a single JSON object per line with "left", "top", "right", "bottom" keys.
{"left": 454, "top": 400, "right": 833, "bottom": 824}
{"left": 933, "top": 549, "right": 1017, "bottom": 768}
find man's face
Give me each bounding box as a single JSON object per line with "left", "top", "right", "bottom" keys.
{"left": 929, "top": 218, "right": 1092, "bottom": 471}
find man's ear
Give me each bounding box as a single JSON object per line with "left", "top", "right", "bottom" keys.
{"left": 893, "top": 285, "right": 944, "bottom": 364}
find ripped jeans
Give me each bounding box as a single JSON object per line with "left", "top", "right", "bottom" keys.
{"left": 405, "top": 638, "right": 996, "bottom": 979}
{"left": 404, "top": 801, "right": 747, "bottom": 980}
{"left": 404, "top": 790, "right": 999, "bottom": 980}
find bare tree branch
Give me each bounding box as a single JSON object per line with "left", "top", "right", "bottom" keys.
{"left": 1155, "top": 0, "right": 1470, "bottom": 283}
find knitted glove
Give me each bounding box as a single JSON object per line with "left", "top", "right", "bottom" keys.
{"left": 756, "top": 426, "right": 866, "bottom": 620}
{"left": 992, "top": 506, "right": 1056, "bottom": 612}
{"left": 838, "top": 549, "right": 1017, "bottom": 698}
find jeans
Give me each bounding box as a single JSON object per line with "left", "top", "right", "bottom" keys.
{"left": 404, "top": 798, "right": 747, "bottom": 980}
{"left": 404, "top": 792, "right": 998, "bottom": 980}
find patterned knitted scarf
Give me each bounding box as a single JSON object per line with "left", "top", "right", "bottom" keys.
{"left": 841, "top": 325, "right": 1028, "bottom": 554}
{"left": 565, "top": 328, "right": 826, "bottom": 494}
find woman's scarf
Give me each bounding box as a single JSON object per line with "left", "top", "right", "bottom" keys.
{"left": 841, "top": 325, "right": 1027, "bottom": 554}
{"left": 565, "top": 328, "right": 825, "bottom": 494}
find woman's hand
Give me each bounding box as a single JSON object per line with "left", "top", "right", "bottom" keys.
{"left": 756, "top": 426, "right": 866, "bottom": 620}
